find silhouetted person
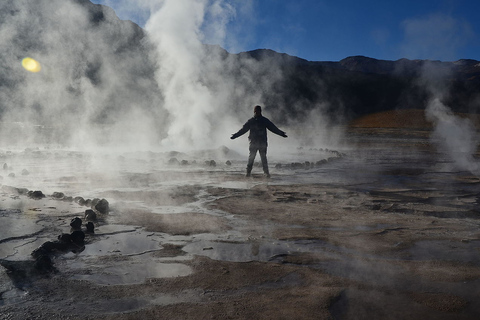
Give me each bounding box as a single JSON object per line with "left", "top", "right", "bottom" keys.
{"left": 231, "top": 105, "right": 287, "bottom": 177}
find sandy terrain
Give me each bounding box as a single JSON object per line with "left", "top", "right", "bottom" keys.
{"left": 1, "top": 124, "right": 480, "bottom": 319}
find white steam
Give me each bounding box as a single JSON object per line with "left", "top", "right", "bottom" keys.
{"left": 400, "top": 11, "right": 480, "bottom": 174}
{"left": 144, "top": 0, "right": 236, "bottom": 150}
{"left": 0, "top": 0, "right": 337, "bottom": 157}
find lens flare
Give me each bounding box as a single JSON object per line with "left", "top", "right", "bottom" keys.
{"left": 22, "top": 57, "right": 42, "bottom": 73}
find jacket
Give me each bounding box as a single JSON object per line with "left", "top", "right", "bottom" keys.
{"left": 231, "top": 115, "right": 286, "bottom": 147}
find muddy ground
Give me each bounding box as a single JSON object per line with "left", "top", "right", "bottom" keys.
{"left": 1, "top": 127, "right": 480, "bottom": 319}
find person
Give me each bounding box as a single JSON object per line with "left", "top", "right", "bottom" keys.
{"left": 231, "top": 105, "right": 288, "bottom": 177}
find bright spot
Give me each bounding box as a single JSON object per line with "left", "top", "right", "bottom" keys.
{"left": 22, "top": 57, "right": 42, "bottom": 73}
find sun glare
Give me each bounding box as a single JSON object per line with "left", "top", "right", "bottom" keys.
{"left": 22, "top": 57, "right": 42, "bottom": 73}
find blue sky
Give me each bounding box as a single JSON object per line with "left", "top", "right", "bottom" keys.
{"left": 91, "top": 0, "right": 480, "bottom": 62}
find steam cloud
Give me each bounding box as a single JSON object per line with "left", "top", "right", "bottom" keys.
{"left": 401, "top": 13, "right": 479, "bottom": 174}
{"left": 0, "top": 0, "right": 344, "bottom": 155}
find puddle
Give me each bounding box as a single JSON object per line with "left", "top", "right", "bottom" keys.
{"left": 0, "top": 216, "right": 44, "bottom": 242}
{"left": 406, "top": 240, "right": 480, "bottom": 265}
{"left": 0, "top": 237, "right": 50, "bottom": 260}
{"left": 66, "top": 230, "right": 164, "bottom": 257}
{"left": 183, "top": 239, "right": 335, "bottom": 262}
{"left": 68, "top": 259, "right": 192, "bottom": 285}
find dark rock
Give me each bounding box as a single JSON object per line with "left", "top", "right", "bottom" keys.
{"left": 17, "top": 188, "right": 29, "bottom": 195}
{"left": 51, "top": 192, "right": 65, "bottom": 199}
{"left": 70, "top": 217, "right": 82, "bottom": 230}
{"left": 209, "top": 160, "right": 216, "bottom": 167}
{"left": 168, "top": 158, "right": 179, "bottom": 165}
{"left": 225, "top": 160, "right": 232, "bottom": 166}
{"left": 94, "top": 199, "right": 109, "bottom": 214}
{"left": 275, "top": 163, "right": 282, "bottom": 168}
{"left": 84, "top": 199, "right": 92, "bottom": 207}
{"left": 70, "top": 230, "right": 85, "bottom": 245}
{"left": 31, "top": 246, "right": 49, "bottom": 259}
{"left": 180, "top": 160, "right": 189, "bottom": 165}
{"left": 91, "top": 198, "right": 100, "bottom": 207}
{"left": 58, "top": 233, "right": 72, "bottom": 243}
{"left": 33, "top": 254, "right": 54, "bottom": 273}
{"left": 316, "top": 159, "right": 328, "bottom": 166}
{"left": 74, "top": 196, "right": 86, "bottom": 205}
{"left": 85, "top": 209, "right": 97, "bottom": 221}
{"left": 86, "top": 222, "right": 95, "bottom": 233}
{"left": 28, "top": 190, "right": 45, "bottom": 199}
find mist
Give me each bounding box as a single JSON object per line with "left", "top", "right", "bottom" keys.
{"left": 0, "top": 0, "right": 338, "bottom": 158}
{"left": 401, "top": 13, "right": 480, "bottom": 174}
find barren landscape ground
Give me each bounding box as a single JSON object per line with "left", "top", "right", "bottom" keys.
{"left": 1, "top": 113, "right": 480, "bottom": 319}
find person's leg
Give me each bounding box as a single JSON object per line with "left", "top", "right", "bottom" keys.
{"left": 246, "top": 146, "right": 257, "bottom": 176}
{"left": 259, "top": 147, "right": 269, "bottom": 176}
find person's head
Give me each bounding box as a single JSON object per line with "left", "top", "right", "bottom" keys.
{"left": 254, "top": 105, "right": 262, "bottom": 117}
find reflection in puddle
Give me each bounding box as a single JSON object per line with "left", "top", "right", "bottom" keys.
{"left": 69, "top": 260, "right": 192, "bottom": 285}
{"left": 183, "top": 239, "right": 333, "bottom": 262}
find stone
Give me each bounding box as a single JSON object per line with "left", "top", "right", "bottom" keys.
{"left": 70, "top": 217, "right": 82, "bottom": 230}
{"left": 58, "top": 233, "right": 72, "bottom": 243}
{"left": 85, "top": 209, "right": 97, "bottom": 221}
{"left": 74, "top": 196, "right": 86, "bottom": 205}
{"left": 28, "top": 190, "right": 45, "bottom": 199}
{"left": 34, "top": 254, "right": 54, "bottom": 273}
{"left": 86, "top": 222, "right": 95, "bottom": 233}
{"left": 70, "top": 230, "right": 85, "bottom": 245}
{"left": 94, "top": 199, "right": 109, "bottom": 214}
{"left": 51, "top": 192, "right": 65, "bottom": 199}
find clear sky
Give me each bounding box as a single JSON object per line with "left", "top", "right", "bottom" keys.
{"left": 91, "top": 0, "right": 480, "bottom": 62}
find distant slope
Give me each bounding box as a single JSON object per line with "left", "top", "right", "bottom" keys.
{"left": 349, "top": 109, "right": 480, "bottom": 128}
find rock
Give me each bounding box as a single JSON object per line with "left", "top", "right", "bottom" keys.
{"left": 3, "top": 163, "right": 7, "bottom": 170}
{"left": 168, "top": 158, "right": 179, "bottom": 165}
{"left": 94, "top": 199, "right": 109, "bottom": 214}
{"left": 209, "top": 160, "right": 216, "bottom": 167}
{"left": 70, "top": 230, "right": 85, "bottom": 245}
{"left": 275, "top": 163, "right": 282, "bottom": 169}
{"left": 8, "top": 173, "right": 15, "bottom": 178}
{"left": 181, "top": 160, "right": 189, "bottom": 165}
{"left": 86, "top": 222, "right": 95, "bottom": 233}
{"left": 16, "top": 188, "right": 29, "bottom": 195}
{"left": 225, "top": 160, "right": 232, "bottom": 166}
{"left": 316, "top": 159, "right": 328, "bottom": 166}
{"left": 28, "top": 190, "right": 45, "bottom": 199}
{"left": 70, "top": 217, "right": 82, "bottom": 230}
{"left": 74, "top": 196, "right": 86, "bottom": 205}
{"left": 21, "top": 169, "right": 29, "bottom": 175}
{"left": 33, "top": 254, "right": 54, "bottom": 273}
{"left": 58, "top": 233, "right": 72, "bottom": 243}
{"left": 84, "top": 209, "right": 97, "bottom": 221}
{"left": 51, "top": 192, "right": 65, "bottom": 199}
{"left": 91, "top": 198, "right": 100, "bottom": 207}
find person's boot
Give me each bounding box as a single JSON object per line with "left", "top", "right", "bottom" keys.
{"left": 246, "top": 169, "right": 251, "bottom": 177}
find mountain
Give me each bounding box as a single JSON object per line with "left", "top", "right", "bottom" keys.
{"left": 1, "top": 0, "right": 479, "bottom": 146}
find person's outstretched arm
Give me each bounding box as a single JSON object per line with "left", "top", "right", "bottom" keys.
{"left": 266, "top": 119, "right": 288, "bottom": 138}
{"left": 231, "top": 121, "right": 250, "bottom": 139}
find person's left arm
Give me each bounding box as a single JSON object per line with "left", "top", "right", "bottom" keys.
{"left": 266, "top": 119, "right": 288, "bottom": 137}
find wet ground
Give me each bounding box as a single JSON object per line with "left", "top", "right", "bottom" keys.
{"left": 1, "top": 128, "right": 480, "bottom": 319}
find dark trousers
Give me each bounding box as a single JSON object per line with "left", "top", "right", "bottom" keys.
{"left": 247, "top": 145, "right": 269, "bottom": 174}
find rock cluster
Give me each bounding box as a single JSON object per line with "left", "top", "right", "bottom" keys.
{"left": 30, "top": 216, "right": 94, "bottom": 273}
